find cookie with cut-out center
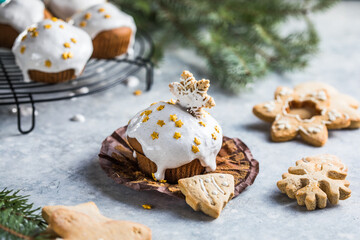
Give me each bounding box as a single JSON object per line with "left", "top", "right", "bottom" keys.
{"left": 253, "top": 82, "right": 360, "bottom": 146}
{"left": 42, "top": 202, "right": 151, "bottom": 240}
{"left": 277, "top": 154, "right": 351, "bottom": 210}
{"left": 178, "top": 173, "right": 234, "bottom": 218}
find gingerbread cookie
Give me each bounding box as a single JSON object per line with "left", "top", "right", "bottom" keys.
{"left": 178, "top": 173, "right": 234, "bottom": 218}
{"left": 277, "top": 154, "right": 351, "bottom": 210}
{"left": 253, "top": 82, "right": 360, "bottom": 146}
{"left": 42, "top": 202, "right": 151, "bottom": 240}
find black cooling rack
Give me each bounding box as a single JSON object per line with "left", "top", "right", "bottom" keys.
{"left": 0, "top": 31, "right": 154, "bottom": 134}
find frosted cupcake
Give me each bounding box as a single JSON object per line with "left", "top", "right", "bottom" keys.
{"left": 0, "top": 0, "right": 52, "bottom": 48}
{"left": 72, "top": 2, "right": 136, "bottom": 59}
{"left": 45, "top": 0, "right": 105, "bottom": 20}
{"left": 12, "top": 17, "right": 93, "bottom": 83}
{"left": 127, "top": 71, "right": 223, "bottom": 183}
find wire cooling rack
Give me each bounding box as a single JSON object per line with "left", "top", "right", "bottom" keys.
{"left": 0, "top": 31, "right": 154, "bottom": 134}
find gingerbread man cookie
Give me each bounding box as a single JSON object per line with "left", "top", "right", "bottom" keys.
{"left": 42, "top": 202, "right": 151, "bottom": 240}
{"left": 277, "top": 154, "right": 351, "bottom": 210}
{"left": 253, "top": 82, "right": 360, "bottom": 146}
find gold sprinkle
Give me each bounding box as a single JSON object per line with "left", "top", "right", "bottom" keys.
{"left": 31, "top": 31, "right": 39, "bottom": 37}
{"left": 80, "top": 21, "right": 87, "bottom": 27}
{"left": 98, "top": 8, "right": 105, "bottom": 12}
{"left": 71, "top": 38, "right": 77, "bottom": 43}
{"left": 157, "top": 105, "right": 165, "bottom": 111}
{"left": 27, "top": 27, "right": 36, "bottom": 32}
{"left": 194, "top": 137, "right": 201, "bottom": 145}
{"left": 44, "top": 60, "right": 52, "bottom": 68}
{"left": 150, "top": 102, "right": 158, "bottom": 106}
{"left": 175, "top": 120, "right": 183, "bottom": 128}
{"left": 104, "top": 14, "right": 111, "bottom": 18}
{"left": 144, "top": 110, "right": 152, "bottom": 116}
{"left": 215, "top": 125, "right": 220, "bottom": 133}
{"left": 199, "top": 121, "right": 206, "bottom": 127}
{"left": 43, "top": 24, "right": 52, "bottom": 29}
{"left": 59, "top": 24, "right": 64, "bottom": 29}
{"left": 20, "top": 46, "right": 26, "bottom": 54}
{"left": 151, "top": 173, "right": 157, "bottom": 181}
{"left": 133, "top": 90, "right": 142, "bottom": 96}
{"left": 159, "top": 179, "right": 167, "bottom": 183}
{"left": 21, "top": 35, "right": 27, "bottom": 41}
{"left": 173, "top": 132, "right": 181, "bottom": 139}
{"left": 128, "top": 119, "right": 131, "bottom": 125}
{"left": 151, "top": 132, "right": 159, "bottom": 140}
{"left": 51, "top": 17, "right": 58, "bottom": 22}
{"left": 170, "top": 114, "right": 177, "bottom": 122}
{"left": 84, "top": 13, "right": 92, "bottom": 20}
{"left": 63, "top": 42, "right": 71, "bottom": 48}
{"left": 142, "top": 116, "right": 149, "bottom": 122}
{"left": 157, "top": 120, "right": 165, "bottom": 127}
{"left": 192, "top": 145, "right": 199, "bottom": 153}
{"left": 62, "top": 52, "right": 73, "bottom": 60}
{"left": 167, "top": 99, "right": 176, "bottom": 104}
{"left": 142, "top": 204, "right": 152, "bottom": 210}
{"left": 211, "top": 133, "right": 217, "bottom": 140}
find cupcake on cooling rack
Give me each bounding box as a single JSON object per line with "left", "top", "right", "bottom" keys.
{"left": 45, "top": 0, "right": 105, "bottom": 20}
{"left": 72, "top": 2, "right": 136, "bottom": 59}
{"left": 12, "top": 17, "right": 93, "bottom": 83}
{"left": 0, "top": 0, "right": 52, "bottom": 48}
{"left": 126, "top": 71, "right": 223, "bottom": 183}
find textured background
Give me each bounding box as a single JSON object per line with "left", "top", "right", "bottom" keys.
{"left": 0, "top": 2, "right": 359, "bottom": 239}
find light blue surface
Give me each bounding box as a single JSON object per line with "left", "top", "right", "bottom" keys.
{"left": 0, "top": 2, "right": 359, "bottom": 239}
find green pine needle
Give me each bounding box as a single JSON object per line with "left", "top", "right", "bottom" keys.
{"left": 0, "top": 188, "right": 48, "bottom": 240}
{"left": 111, "top": 0, "right": 339, "bottom": 92}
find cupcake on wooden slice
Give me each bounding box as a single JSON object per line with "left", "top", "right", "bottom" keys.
{"left": 0, "top": 0, "right": 52, "bottom": 48}
{"left": 72, "top": 2, "right": 136, "bottom": 59}
{"left": 12, "top": 17, "right": 93, "bottom": 83}
{"left": 45, "top": 0, "right": 105, "bottom": 20}
{"left": 127, "top": 71, "right": 223, "bottom": 183}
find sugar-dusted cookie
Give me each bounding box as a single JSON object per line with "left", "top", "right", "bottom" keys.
{"left": 42, "top": 202, "right": 151, "bottom": 240}
{"left": 253, "top": 82, "right": 360, "bottom": 146}
{"left": 179, "top": 173, "right": 234, "bottom": 218}
{"left": 277, "top": 154, "right": 351, "bottom": 210}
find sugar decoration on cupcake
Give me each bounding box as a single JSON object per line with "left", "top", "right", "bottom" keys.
{"left": 12, "top": 18, "right": 93, "bottom": 82}
{"left": 127, "top": 71, "right": 223, "bottom": 181}
{"left": 72, "top": 2, "right": 136, "bottom": 56}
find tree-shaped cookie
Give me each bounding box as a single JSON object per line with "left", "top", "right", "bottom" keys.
{"left": 178, "top": 173, "right": 234, "bottom": 218}
{"left": 169, "top": 70, "right": 215, "bottom": 118}
{"left": 277, "top": 154, "right": 351, "bottom": 210}
{"left": 253, "top": 82, "right": 360, "bottom": 146}
{"left": 42, "top": 202, "right": 151, "bottom": 240}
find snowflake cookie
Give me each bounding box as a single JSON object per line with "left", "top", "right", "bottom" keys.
{"left": 253, "top": 82, "right": 360, "bottom": 146}
{"left": 277, "top": 154, "right": 351, "bottom": 211}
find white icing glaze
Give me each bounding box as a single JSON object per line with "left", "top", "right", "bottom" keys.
{"left": 307, "top": 125, "right": 322, "bottom": 134}
{"left": 12, "top": 19, "right": 93, "bottom": 82}
{"left": 46, "top": 0, "right": 106, "bottom": 20}
{"left": 211, "top": 176, "right": 225, "bottom": 195}
{"left": 263, "top": 101, "right": 275, "bottom": 112}
{"left": 211, "top": 190, "right": 218, "bottom": 195}
{"left": 275, "top": 120, "right": 291, "bottom": 130}
{"left": 199, "top": 178, "right": 210, "bottom": 197}
{"left": 0, "top": 0, "right": 44, "bottom": 32}
{"left": 310, "top": 90, "right": 327, "bottom": 101}
{"left": 127, "top": 102, "right": 223, "bottom": 180}
{"left": 221, "top": 181, "right": 229, "bottom": 187}
{"left": 279, "top": 87, "right": 293, "bottom": 96}
{"left": 328, "top": 109, "right": 341, "bottom": 122}
{"left": 72, "top": 3, "right": 136, "bottom": 56}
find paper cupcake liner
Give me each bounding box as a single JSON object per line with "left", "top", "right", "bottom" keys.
{"left": 91, "top": 27, "right": 132, "bottom": 59}
{"left": 0, "top": 24, "right": 19, "bottom": 49}
{"left": 28, "top": 69, "right": 76, "bottom": 84}
{"left": 99, "top": 126, "right": 259, "bottom": 198}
